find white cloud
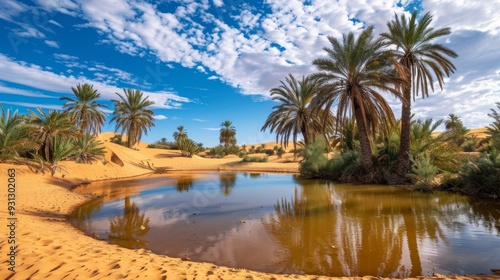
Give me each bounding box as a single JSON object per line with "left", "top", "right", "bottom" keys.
{"left": 54, "top": 53, "right": 79, "bottom": 61}
{"left": 4, "top": 0, "right": 498, "bottom": 128}
{"left": 48, "top": 19, "right": 63, "bottom": 28}
{"left": 213, "top": 0, "right": 223, "bottom": 8}
{"left": 0, "top": 0, "right": 29, "bottom": 21}
{"left": 0, "top": 83, "right": 57, "bottom": 98}
{"left": 202, "top": 127, "right": 219, "bottom": 131}
{"left": 0, "top": 54, "right": 192, "bottom": 109}
{"left": 193, "top": 118, "right": 207, "bottom": 122}
{"left": 45, "top": 40, "right": 60, "bottom": 48}
{"left": 423, "top": 0, "right": 500, "bottom": 35}
{"left": 0, "top": 101, "right": 62, "bottom": 110}
{"left": 196, "top": 65, "right": 207, "bottom": 73}
{"left": 153, "top": 115, "right": 167, "bottom": 120}
{"left": 34, "top": 0, "right": 79, "bottom": 16}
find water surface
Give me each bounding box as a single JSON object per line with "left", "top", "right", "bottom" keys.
{"left": 71, "top": 172, "right": 500, "bottom": 277}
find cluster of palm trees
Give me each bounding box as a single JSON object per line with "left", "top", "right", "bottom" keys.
{"left": 0, "top": 84, "right": 156, "bottom": 175}
{"left": 262, "top": 11, "right": 457, "bottom": 182}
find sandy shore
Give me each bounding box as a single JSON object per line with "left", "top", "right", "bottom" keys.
{"left": 0, "top": 136, "right": 498, "bottom": 280}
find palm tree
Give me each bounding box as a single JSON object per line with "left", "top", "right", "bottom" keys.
{"left": 485, "top": 102, "right": 500, "bottom": 150}
{"left": 381, "top": 11, "right": 458, "bottom": 177}
{"left": 173, "top": 126, "right": 187, "bottom": 142}
{"left": 49, "top": 136, "right": 75, "bottom": 176}
{"left": 60, "top": 83, "right": 108, "bottom": 135}
{"left": 0, "top": 105, "right": 38, "bottom": 162}
{"left": 219, "top": 120, "right": 236, "bottom": 149}
{"left": 73, "top": 134, "right": 106, "bottom": 164}
{"left": 110, "top": 89, "right": 155, "bottom": 148}
{"left": 312, "top": 26, "right": 404, "bottom": 175}
{"left": 27, "top": 107, "right": 80, "bottom": 162}
{"left": 445, "top": 114, "right": 463, "bottom": 131}
{"left": 261, "top": 74, "right": 333, "bottom": 154}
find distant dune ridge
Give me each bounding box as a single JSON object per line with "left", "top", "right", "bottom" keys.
{"left": 0, "top": 130, "right": 496, "bottom": 280}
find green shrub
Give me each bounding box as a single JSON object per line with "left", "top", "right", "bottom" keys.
{"left": 327, "top": 150, "right": 362, "bottom": 181}
{"left": 299, "top": 137, "right": 328, "bottom": 178}
{"left": 109, "top": 134, "right": 124, "bottom": 146}
{"left": 242, "top": 156, "right": 268, "bottom": 162}
{"left": 276, "top": 147, "right": 285, "bottom": 159}
{"left": 264, "top": 149, "right": 275, "bottom": 156}
{"left": 225, "top": 144, "right": 241, "bottom": 156}
{"left": 409, "top": 153, "right": 439, "bottom": 190}
{"left": 177, "top": 138, "right": 204, "bottom": 157}
{"left": 208, "top": 145, "right": 225, "bottom": 157}
{"left": 440, "top": 149, "right": 500, "bottom": 198}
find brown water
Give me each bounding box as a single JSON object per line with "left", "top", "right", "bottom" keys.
{"left": 71, "top": 172, "right": 500, "bottom": 277}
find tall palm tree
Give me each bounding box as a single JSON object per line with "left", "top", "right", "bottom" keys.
{"left": 219, "top": 120, "right": 236, "bottom": 149}
{"left": 261, "top": 74, "right": 333, "bottom": 154}
{"left": 27, "top": 107, "right": 80, "bottom": 162}
{"left": 173, "top": 125, "right": 187, "bottom": 142}
{"left": 312, "top": 26, "right": 404, "bottom": 175}
{"left": 60, "top": 83, "right": 108, "bottom": 135}
{"left": 110, "top": 89, "right": 155, "bottom": 148}
{"left": 381, "top": 11, "right": 457, "bottom": 177}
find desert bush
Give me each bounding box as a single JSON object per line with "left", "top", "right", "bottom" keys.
{"left": 409, "top": 152, "right": 439, "bottom": 191}
{"left": 264, "top": 149, "right": 275, "bottom": 156}
{"left": 327, "top": 150, "right": 362, "bottom": 181}
{"left": 276, "top": 147, "right": 285, "bottom": 159}
{"left": 440, "top": 149, "right": 500, "bottom": 198}
{"left": 299, "top": 137, "right": 328, "bottom": 178}
{"left": 208, "top": 145, "right": 225, "bottom": 158}
{"left": 177, "top": 138, "right": 203, "bottom": 157}
{"left": 242, "top": 156, "right": 268, "bottom": 162}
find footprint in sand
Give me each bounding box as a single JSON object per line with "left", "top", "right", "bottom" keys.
{"left": 42, "top": 240, "right": 53, "bottom": 246}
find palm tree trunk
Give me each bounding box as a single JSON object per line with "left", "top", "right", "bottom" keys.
{"left": 397, "top": 87, "right": 412, "bottom": 177}
{"left": 353, "top": 104, "right": 374, "bottom": 175}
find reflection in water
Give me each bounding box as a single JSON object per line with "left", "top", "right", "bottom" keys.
{"left": 71, "top": 173, "right": 500, "bottom": 277}
{"left": 219, "top": 173, "right": 237, "bottom": 196}
{"left": 263, "top": 177, "right": 497, "bottom": 277}
{"left": 176, "top": 175, "right": 196, "bottom": 192}
{"left": 108, "top": 196, "right": 151, "bottom": 249}
{"left": 70, "top": 197, "right": 103, "bottom": 235}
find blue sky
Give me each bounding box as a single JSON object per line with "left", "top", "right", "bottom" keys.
{"left": 0, "top": 0, "right": 498, "bottom": 147}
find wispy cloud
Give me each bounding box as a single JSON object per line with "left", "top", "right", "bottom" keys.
{"left": 202, "top": 127, "right": 219, "bottom": 131}
{"left": 154, "top": 115, "right": 167, "bottom": 120}
{"left": 0, "top": 101, "right": 62, "bottom": 110}
{"left": 193, "top": 118, "right": 207, "bottom": 122}
{"left": 0, "top": 83, "right": 57, "bottom": 98}
{"left": 0, "top": 54, "right": 192, "bottom": 109}
{"left": 45, "top": 40, "right": 60, "bottom": 48}
{"left": 0, "top": 0, "right": 29, "bottom": 21}
{"left": 48, "top": 19, "right": 63, "bottom": 28}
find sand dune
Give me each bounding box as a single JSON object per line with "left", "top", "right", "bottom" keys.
{"left": 0, "top": 133, "right": 498, "bottom": 280}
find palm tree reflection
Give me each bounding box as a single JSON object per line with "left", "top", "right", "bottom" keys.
{"left": 70, "top": 197, "right": 103, "bottom": 234}
{"left": 219, "top": 173, "right": 237, "bottom": 196}
{"left": 108, "top": 196, "right": 150, "bottom": 249}
{"left": 176, "top": 175, "right": 195, "bottom": 192}
{"left": 262, "top": 179, "right": 460, "bottom": 277}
